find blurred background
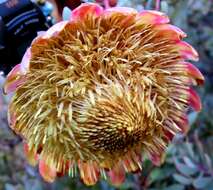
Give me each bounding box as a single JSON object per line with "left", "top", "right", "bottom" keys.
{"left": 0, "top": 0, "right": 213, "bottom": 189}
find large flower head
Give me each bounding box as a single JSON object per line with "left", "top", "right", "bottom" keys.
{"left": 4, "top": 3, "right": 204, "bottom": 186}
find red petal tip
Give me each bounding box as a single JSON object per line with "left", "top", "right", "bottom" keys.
{"left": 188, "top": 88, "right": 202, "bottom": 111}
{"left": 138, "top": 10, "right": 169, "bottom": 24}
{"left": 39, "top": 159, "right": 57, "bottom": 183}
{"left": 176, "top": 41, "right": 199, "bottom": 61}
{"left": 185, "top": 62, "right": 204, "bottom": 85}
{"left": 72, "top": 3, "right": 103, "bottom": 20}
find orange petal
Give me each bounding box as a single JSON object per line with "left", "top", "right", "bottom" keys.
{"left": 138, "top": 10, "right": 169, "bottom": 24}
{"left": 108, "top": 162, "right": 125, "bottom": 186}
{"left": 57, "top": 160, "right": 72, "bottom": 177}
{"left": 78, "top": 161, "right": 100, "bottom": 186}
{"left": 23, "top": 143, "right": 38, "bottom": 166}
{"left": 7, "top": 103, "right": 17, "bottom": 130}
{"left": 188, "top": 88, "right": 202, "bottom": 111}
{"left": 72, "top": 3, "right": 103, "bottom": 20}
{"left": 41, "top": 21, "right": 68, "bottom": 39}
{"left": 178, "top": 115, "right": 189, "bottom": 134}
{"left": 4, "top": 64, "right": 27, "bottom": 94}
{"left": 39, "top": 159, "right": 57, "bottom": 183}
{"left": 163, "top": 129, "right": 174, "bottom": 141}
{"left": 176, "top": 41, "right": 199, "bottom": 61}
{"left": 150, "top": 153, "right": 162, "bottom": 166}
{"left": 183, "top": 62, "right": 204, "bottom": 85}
{"left": 122, "top": 152, "right": 142, "bottom": 173}
{"left": 155, "top": 24, "right": 186, "bottom": 40}
{"left": 20, "top": 47, "right": 31, "bottom": 71}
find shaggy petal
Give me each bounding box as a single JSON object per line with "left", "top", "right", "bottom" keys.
{"left": 23, "top": 143, "right": 38, "bottom": 166}
{"left": 150, "top": 153, "right": 162, "bottom": 166}
{"left": 188, "top": 88, "right": 202, "bottom": 111}
{"left": 72, "top": 3, "right": 103, "bottom": 20}
{"left": 39, "top": 159, "right": 57, "bottom": 183}
{"left": 138, "top": 10, "right": 169, "bottom": 24}
{"left": 42, "top": 21, "right": 68, "bottom": 39}
{"left": 7, "top": 103, "right": 17, "bottom": 130}
{"left": 108, "top": 163, "right": 125, "bottom": 186}
{"left": 155, "top": 24, "right": 186, "bottom": 40}
{"left": 4, "top": 64, "right": 26, "bottom": 94}
{"left": 20, "top": 47, "right": 31, "bottom": 72}
{"left": 78, "top": 161, "right": 100, "bottom": 186}
{"left": 176, "top": 41, "right": 199, "bottom": 61}
{"left": 122, "top": 152, "right": 142, "bottom": 173}
{"left": 184, "top": 62, "right": 204, "bottom": 85}
{"left": 178, "top": 115, "right": 189, "bottom": 134}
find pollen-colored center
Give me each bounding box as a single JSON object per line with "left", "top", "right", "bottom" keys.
{"left": 11, "top": 11, "right": 189, "bottom": 166}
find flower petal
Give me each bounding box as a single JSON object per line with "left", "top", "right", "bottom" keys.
{"left": 176, "top": 41, "right": 199, "bottom": 61}
{"left": 188, "top": 88, "right": 202, "bottom": 111}
{"left": 155, "top": 24, "right": 186, "bottom": 40}
{"left": 78, "top": 161, "right": 100, "bottom": 186}
{"left": 105, "top": 7, "right": 137, "bottom": 15}
{"left": 150, "top": 153, "right": 163, "bottom": 166}
{"left": 42, "top": 21, "right": 68, "bottom": 39}
{"left": 23, "top": 143, "right": 38, "bottom": 166}
{"left": 178, "top": 115, "right": 189, "bottom": 134}
{"left": 184, "top": 62, "right": 204, "bottom": 85}
{"left": 108, "top": 162, "right": 125, "bottom": 186}
{"left": 122, "top": 152, "right": 142, "bottom": 173}
{"left": 4, "top": 64, "right": 26, "bottom": 94}
{"left": 72, "top": 3, "right": 103, "bottom": 20}
{"left": 138, "top": 10, "right": 169, "bottom": 24}
{"left": 39, "top": 159, "right": 57, "bottom": 183}
{"left": 56, "top": 160, "right": 72, "bottom": 177}
{"left": 20, "top": 48, "right": 31, "bottom": 72}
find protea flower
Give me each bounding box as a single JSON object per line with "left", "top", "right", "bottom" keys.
{"left": 4, "top": 3, "right": 204, "bottom": 186}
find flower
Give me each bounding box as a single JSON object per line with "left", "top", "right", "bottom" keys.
{"left": 4, "top": 3, "right": 204, "bottom": 186}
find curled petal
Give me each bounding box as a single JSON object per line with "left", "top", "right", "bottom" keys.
{"left": 150, "top": 153, "right": 163, "bottom": 166}
{"left": 4, "top": 64, "right": 26, "bottom": 94}
{"left": 20, "top": 48, "right": 31, "bottom": 72}
{"left": 105, "top": 7, "right": 137, "bottom": 15}
{"left": 39, "top": 159, "right": 57, "bottom": 183}
{"left": 57, "top": 160, "right": 72, "bottom": 177}
{"left": 122, "top": 152, "right": 142, "bottom": 173}
{"left": 78, "top": 161, "right": 100, "bottom": 186}
{"left": 138, "top": 10, "right": 169, "bottom": 24}
{"left": 23, "top": 143, "right": 38, "bottom": 166}
{"left": 183, "top": 62, "right": 204, "bottom": 85}
{"left": 188, "top": 88, "right": 202, "bottom": 111}
{"left": 176, "top": 41, "right": 199, "bottom": 61}
{"left": 108, "top": 162, "right": 125, "bottom": 186}
{"left": 163, "top": 129, "right": 175, "bottom": 141}
{"left": 178, "top": 115, "right": 189, "bottom": 134}
{"left": 7, "top": 103, "right": 17, "bottom": 130}
{"left": 72, "top": 3, "right": 103, "bottom": 20}
{"left": 42, "top": 21, "right": 68, "bottom": 39}
{"left": 155, "top": 24, "right": 186, "bottom": 40}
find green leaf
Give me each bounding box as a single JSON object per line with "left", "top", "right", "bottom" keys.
{"left": 193, "top": 176, "right": 213, "bottom": 189}
{"left": 185, "top": 143, "right": 195, "bottom": 159}
{"left": 174, "top": 159, "right": 198, "bottom": 176}
{"left": 173, "top": 174, "right": 192, "bottom": 185}
{"left": 183, "top": 157, "right": 197, "bottom": 169}
{"left": 164, "top": 184, "right": 185, "bottom": 190}
{"left": 5, "top": 184, "right": 16, "bottom": 190}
